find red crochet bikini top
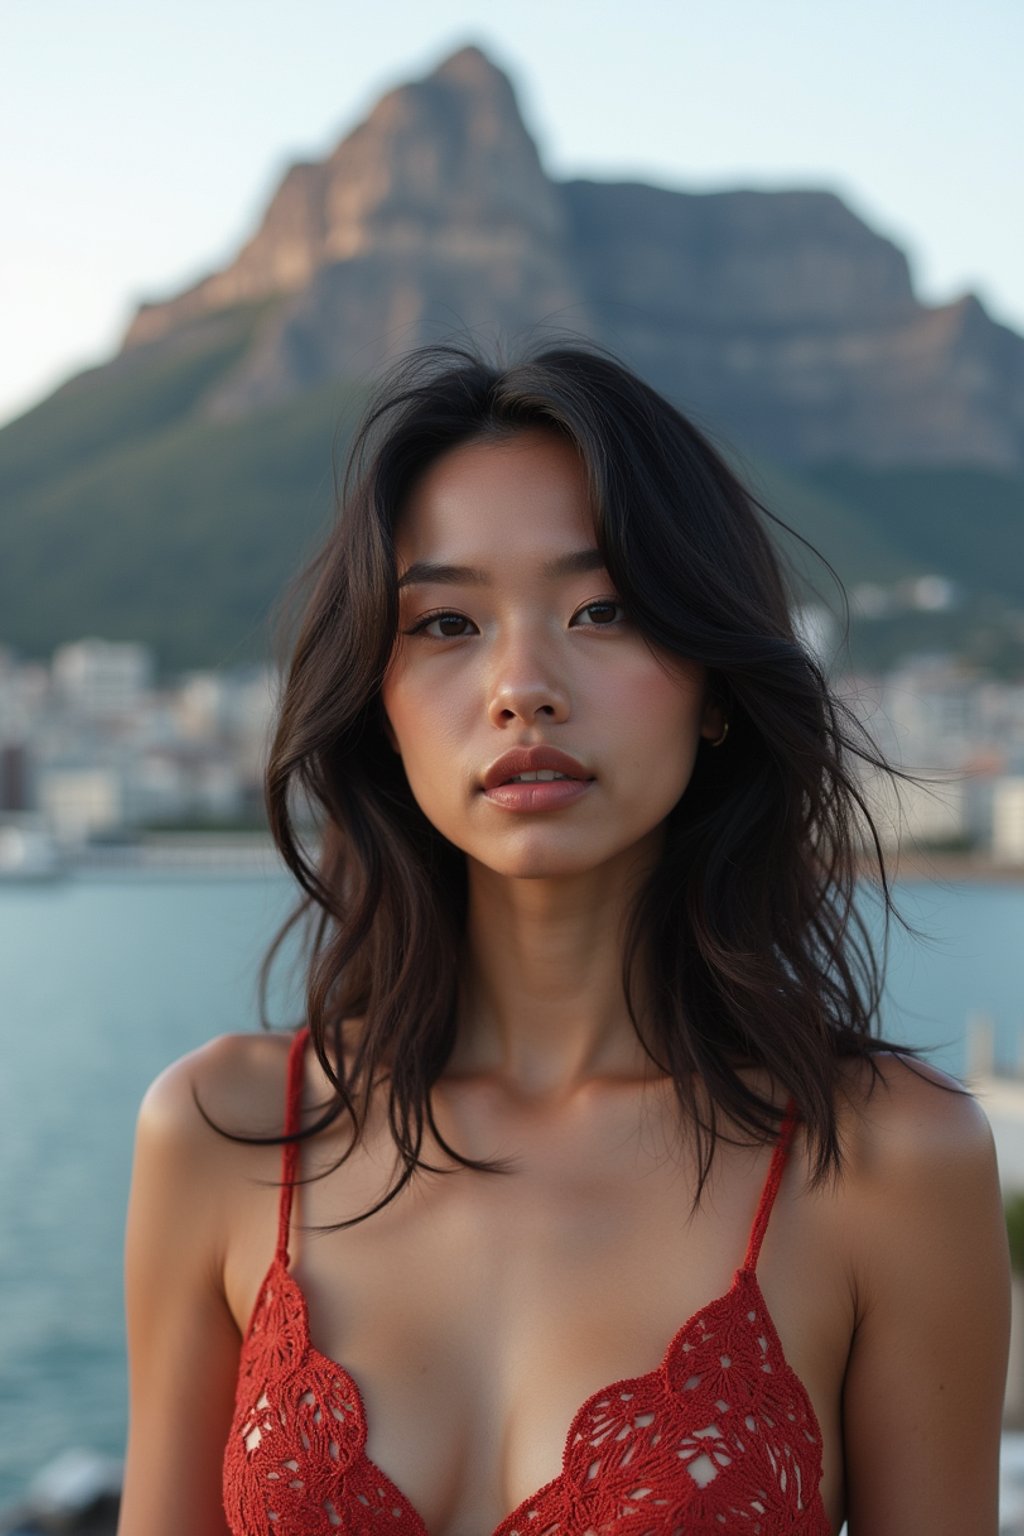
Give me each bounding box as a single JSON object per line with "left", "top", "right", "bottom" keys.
{"left": 223, "top": 1027, "right": 830, "bottom": 1535}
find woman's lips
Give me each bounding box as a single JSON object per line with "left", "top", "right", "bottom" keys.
{"left": 482, "top": 778, "right": 594, "bottom": 812}
{"left": 482, "top": 745, "right": 593, "bottom": 792}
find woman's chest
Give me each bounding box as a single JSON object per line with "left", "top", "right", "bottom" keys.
{"left": 225, "top": 1094, "right": 849, "bottom": 1535}
{"left": 229, "top": 1273, "right": 840, "bottom": 1536}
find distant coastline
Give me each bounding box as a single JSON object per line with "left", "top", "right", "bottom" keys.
{"left": 6, "top": 829, "right": 1021, "bottom": 885}
{"left": 76, "top": 834, "right": 1024, "bottom": 884}
{"left": 860, "top": 849, "right": 1024, "bottom": 884}
{"left": 70, "top": 830, "right": 286, "bottom": 876}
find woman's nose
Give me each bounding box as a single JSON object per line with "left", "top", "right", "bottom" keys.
{"left": 486, "top": 635, "right": 571, "bottom": 728}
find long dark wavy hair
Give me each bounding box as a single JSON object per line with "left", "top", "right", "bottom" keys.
{"left": 241, "top": 336, "right": 928, "bottom": 1229}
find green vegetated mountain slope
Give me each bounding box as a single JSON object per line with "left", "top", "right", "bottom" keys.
{"left": 0, "top": 300, "right": 273, "bottom": 496}
{"left": 804, "top": 462, "right": 1024, "bottom": 607}
{"left": 1, "top": 318, "right": 1020, "bottom": 674}
{"left": 729, "top": 455, "right": 913, "bottom": 592}
{"left": 0, "top": 308, "right": 371, "bottom": 669}
{"left": 802, "top": 462, "right": 1024, "bottom": 675}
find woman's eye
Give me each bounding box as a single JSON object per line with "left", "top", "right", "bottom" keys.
{"left": 405, "top": 599, "right": 626, "bottom": 640}
{"left": 406, "top": 610, "right": 475, "bottom": 639}
{"left": 572, "top": 599, "right": 626, "bottom": 627}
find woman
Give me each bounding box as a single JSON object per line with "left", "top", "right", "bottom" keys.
{"left": 118, "top": 342, "right": 1010, "bottom": 1535}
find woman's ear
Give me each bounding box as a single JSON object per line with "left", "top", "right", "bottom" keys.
{"left": 700, "top": 698, "right": 726, "bottom": 744}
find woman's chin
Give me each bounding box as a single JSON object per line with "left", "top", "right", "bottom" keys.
{"left": 464, "top": 841, "right": 640, "bottom": 886}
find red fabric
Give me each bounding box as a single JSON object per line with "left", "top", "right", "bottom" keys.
{"left": 223, "top": 1027, "right": 830, "bottom": 1535}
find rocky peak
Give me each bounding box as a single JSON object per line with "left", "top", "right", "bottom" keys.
{"left": 123, "top": 42, "right": 568, "bottom": 351}
{"left": 321, "top": 41, "right": 562, "bottom": 242}
{"left": 431, "top": 42, "right": 503, "bottom": 83}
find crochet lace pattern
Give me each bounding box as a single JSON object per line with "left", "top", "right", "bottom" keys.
{"left": 223, "top": 1028, "right": 830, "bottom": 1536}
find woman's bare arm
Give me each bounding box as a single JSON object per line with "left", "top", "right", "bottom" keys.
{"left": 841, "top": 1059, "right": 1010, "bottom": 1534}
{"left": 117, "top": 1047, "right": 246, "bottom": 1536}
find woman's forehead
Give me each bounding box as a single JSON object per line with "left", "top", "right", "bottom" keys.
{"left": 394, "top": 430, "right": 598, "bottom": 566}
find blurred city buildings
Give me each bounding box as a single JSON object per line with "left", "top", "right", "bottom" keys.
{"left": 843, "top": 655, "right": 1024, "bottom": 864}
{"left": 1, "top": 635, "right": 1024, "bottom": 870}
{"left": 0, "top": 639, "right": 277, "bottom": 866}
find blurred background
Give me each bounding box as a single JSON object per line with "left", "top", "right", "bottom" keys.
{"left": 2, "top": 1, "right": 1023, "bottom": 1527}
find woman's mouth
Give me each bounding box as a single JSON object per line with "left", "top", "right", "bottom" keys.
{"left": 480, "top": 746, "right": 595, "bottom": 811}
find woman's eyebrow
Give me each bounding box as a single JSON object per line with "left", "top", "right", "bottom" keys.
{"left": 396, "top": 548, "right": 606, "bottom": 590}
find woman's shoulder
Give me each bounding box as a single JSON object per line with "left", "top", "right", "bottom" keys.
{"left": 130, "top": 1032, "right": 303, "bottom": 1280}
{"left": 824, "top": 1051, "right": 1003, "bottom": 1295}
{"left": 136, "top": 1029, "right": 298, "bottom": 1157}
{"left": 834, "top": 1049, "right": 996, "bottom": 1178}
{"left": 828, "top": 1054, "right": 1009, "bottom": 1531}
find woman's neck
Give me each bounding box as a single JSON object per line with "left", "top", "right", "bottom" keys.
{"left": 448, "top": 852, "right": 663, "bottom": 1099}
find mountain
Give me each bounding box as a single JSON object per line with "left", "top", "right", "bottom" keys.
{"left": 1, "top": 42, "right": 1021, "bottom": 673}
{"left": 114, "top": 42, "right": 1024, "bottom": 472}
{"left": 123, "top": 46, "right": 593, "bottom": 425}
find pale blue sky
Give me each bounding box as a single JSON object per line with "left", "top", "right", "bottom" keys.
{"left": 1, "top": 0, "right": 1020, "bottom": 428}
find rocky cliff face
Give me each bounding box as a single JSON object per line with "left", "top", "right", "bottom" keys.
{"left": 563, "top": 182, "right": 1024, "bottom": 467}
{"left": 124, "top": 46, "right": 594, "bottom": 420}
{"left": 120, "top": 44, "right": 1024, "bottom": 470}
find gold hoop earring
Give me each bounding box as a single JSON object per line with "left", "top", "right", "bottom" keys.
{"left": 709, "top": 720, "right": 730, "bottom": 748}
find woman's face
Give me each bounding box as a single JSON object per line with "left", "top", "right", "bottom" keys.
{"left": 380, "top": 428, "right": 721, "bottom": 881}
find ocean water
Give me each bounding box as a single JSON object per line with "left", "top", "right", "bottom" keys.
{"left": 0, "top": 869, "right": 1022, "bottom": 1505}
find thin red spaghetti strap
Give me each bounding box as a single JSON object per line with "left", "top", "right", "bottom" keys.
{"left": 275, "top": 1026, "right": 310, "bottom": 1266}
{"left": 742, "top": 1098, "right": 798, "bottom": 1273}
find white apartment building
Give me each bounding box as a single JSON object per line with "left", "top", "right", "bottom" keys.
{"left": 52, "top": 639, "right": 154, "bottom": 719}
{"left": 994, "top": 779, "right": 1024, "bottom": 865}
